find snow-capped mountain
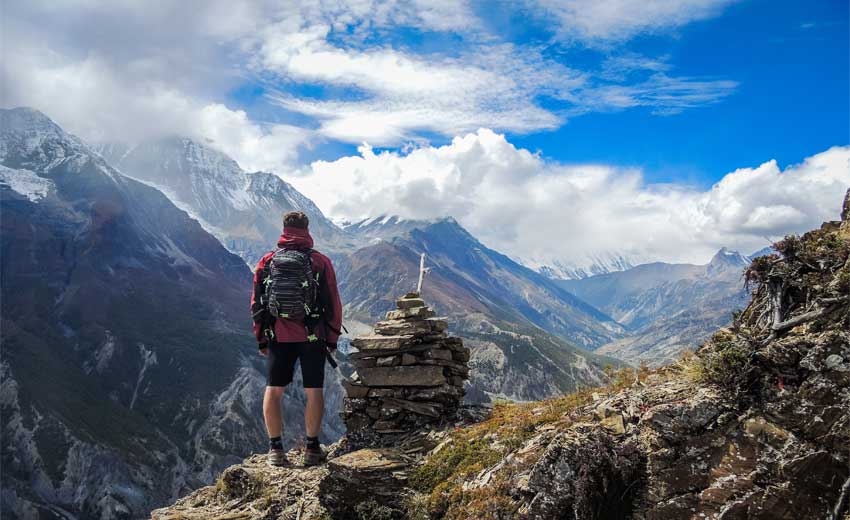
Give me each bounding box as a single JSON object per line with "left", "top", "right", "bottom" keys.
{"left": 343, "top": 214, "right": 448, "bottom": 243}
{"left": 561, "top": 247, "right": 752, "bottom": 365}
{"left": 95, "top": 137, "right": 352, "bottom": 264}
{"left": 523, "top": 252, "right": 636, "bottom": 280}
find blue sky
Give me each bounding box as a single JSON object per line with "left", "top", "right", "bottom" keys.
{"left": 224, "top": 0, "right": 848, "bottom": 187}
{"left": 3, "top": 0, "right": 849, "bottom": 267}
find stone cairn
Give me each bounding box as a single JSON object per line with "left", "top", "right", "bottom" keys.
{"left": 341, "top": 292, "right": 470, "bottom": 433}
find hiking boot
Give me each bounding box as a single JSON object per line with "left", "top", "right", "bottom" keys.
{"left": 303, "top": 445, "right": 327, "bottom": 467}
{"left": 267, "top": 448, "right": 289, "bottom": 467}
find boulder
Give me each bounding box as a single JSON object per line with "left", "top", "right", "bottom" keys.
{"left": 358, "top": 366, "right": 447, "bottom": 387}
{"left": 350, "top": 335, "right": 416, "bottom": 351}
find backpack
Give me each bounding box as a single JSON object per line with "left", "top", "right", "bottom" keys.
{"left": 264, "top": 248, "right": 320, "bottom": 323}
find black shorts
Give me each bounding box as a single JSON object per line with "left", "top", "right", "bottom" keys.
{"left": 266, "top": 341, "right": 326, "bottom": 388}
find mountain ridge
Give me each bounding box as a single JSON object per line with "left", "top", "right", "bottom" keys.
{"left": 563, "top": 246, "right": 752, "bottom": 365}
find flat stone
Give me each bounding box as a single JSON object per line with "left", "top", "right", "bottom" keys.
{"left": 594, "top": 403, "right": 618, "bottom": 419}
{"left": 376, "top": 356, "right": 399, "bottom": 367}
{"left": 368, "top": 388, "right": 401, "bottom": 398}
{"left": 417, "top": 358, "right": 471, "bottom": 375}
{"left": 343, "top": 412, "right": 372, "bottom": 431}
{"left": 350, "top": 335, "right": 417, "bottom": 351}
{"left": 342, "top": 380, "right": 370, "bottom": 398}
{"left": 743, "top": 416, "right": 789, "bottom": 444}
{"left": 383, "top": 397, "right": 441, "bottom": 418}
{"left": 386, "top": 307, "right": 436, "bottom": 320}
{"left": 374, "top": 319, "right": 432, "bottom": 336}
{"left": 442, "top": 337, "right": 466, "bottom": 351}
{"left": 349, "top": 343, "right": 442, "bottom": 359}
{"left": 328, "top": 448, "right": 408, "bottom": 476}
{"left": 425, "top": 349, "right": 453, "bottom": 360}
{"left": 351, "top": 357, "right": 376, "bottom": 368}
{"left": 448, "top": 375, "right": 465, "bottom": 387}
{"left": 452, "top": 349, "right": 470, "bottom": 362}
{"left": 427, "top": 318, "right": 449, "bottom": 332}
{"left": 600, "top": 414, "right": 625, "bottom": 434}
{"left": 407, "top": 385, "right": 463, "bottom": 402}
{"left": 371, "top": 420, "right": 402, "bottom": 431}
{"left": 396, "top": 297, "right": 425, "bottom": 309}
{"left": 401, "top": 353, "right": 418, "bottom": 365}
{"left": 358, "top": 366, "right": 447, "bottom": 387}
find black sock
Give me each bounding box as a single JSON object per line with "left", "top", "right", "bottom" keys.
{"left": 269, "top": 436, "right": 283, "bottom": 450}
{"left": 306, "top": 436, "right": 320, "bottom": 450}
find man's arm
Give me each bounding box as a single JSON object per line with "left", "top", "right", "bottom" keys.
{"left": 251, "top": 253, "right": 274, "bottom": 348}
{"left": 318, "top": 255, "right": 343, "bottom": 348}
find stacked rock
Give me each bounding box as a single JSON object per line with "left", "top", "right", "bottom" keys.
{"left": 341, "top": 293, "right": 470, "bottom": 433}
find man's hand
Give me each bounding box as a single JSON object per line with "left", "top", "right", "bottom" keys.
{"left": 259, "top": 346, "right": 268, "bottom": 357}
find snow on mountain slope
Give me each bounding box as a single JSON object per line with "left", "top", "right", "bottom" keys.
{"left": 0, "top": 165, "right": 53, "bottom": 201}
{"left": 95, "top": 137, "right": 352, "bottom": 264}
{"left": 522, "top": 252, "right": 636, "bottom": 280}
{"left": 564, "top": 247, "right": 752, "bottom": 365}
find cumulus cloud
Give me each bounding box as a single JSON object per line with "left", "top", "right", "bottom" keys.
{"left": 290, "top": 130, "right": 850, "bottom": 265}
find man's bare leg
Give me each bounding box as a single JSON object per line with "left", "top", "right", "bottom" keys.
{"left": 304, "top": 388, "right": 324, "bottom": 437}
{"left": 264, "top": 386, "right": 285, "bottom": 438}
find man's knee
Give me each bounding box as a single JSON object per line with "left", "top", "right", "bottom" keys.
{"left": 304, "top": 388, "right": 323, "bottom": 401}
{"left": 266, "top": 386, "right": 285, "bottom": 400}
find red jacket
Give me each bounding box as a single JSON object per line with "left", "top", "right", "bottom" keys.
{"left": 251, "top": 227, "right": 343, "bottom": 347}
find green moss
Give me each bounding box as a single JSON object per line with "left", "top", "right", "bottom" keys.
{"left": 410, "top": 436, "right": 501, "bottom": 493}
{"left": 692, "top": 331, "right": 751, "bottom": 391}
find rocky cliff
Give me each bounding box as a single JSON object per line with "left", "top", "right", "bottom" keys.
{"left": 153, "top": 188, "right": 849, "bottom": 519}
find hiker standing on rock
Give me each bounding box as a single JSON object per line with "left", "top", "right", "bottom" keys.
{"left": 251, "top": 211, "right": 343, "bottom": 467}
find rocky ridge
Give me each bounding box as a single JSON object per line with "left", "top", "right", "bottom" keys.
{"left": 154, "top": 189, "right": 849, "bottom": 519}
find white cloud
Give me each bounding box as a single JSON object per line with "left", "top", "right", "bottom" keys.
{"left": 260, "top": 30, "right": 583, "bottom": 143}
{"left": 531, "top": 0, "right": 737, "bottom": 43}
{"left": 2, "top": 0, "right": 740, "bottom": 161}
{"left": 290, "top": 130, "right": 850, "bottom": 265}
{"left": 261, "top": 26, "right": 736, "bottom": 143}
{"left": 0, "top": 43, "right": 311, "bottom": 171}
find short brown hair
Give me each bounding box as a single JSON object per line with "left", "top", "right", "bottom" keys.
{"left": 283, "top": 211, "right": 309, "bottom": 229}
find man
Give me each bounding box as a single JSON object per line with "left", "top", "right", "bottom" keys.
{"left": 251, "top": 211, "right": 343, "bottom": 467}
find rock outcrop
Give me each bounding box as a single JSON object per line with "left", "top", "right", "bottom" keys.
{"left": 153, "top": 190, "right": 850, "bottom": 520}
{"left": 342, "top": 293, "right": 470, "bottom": 433}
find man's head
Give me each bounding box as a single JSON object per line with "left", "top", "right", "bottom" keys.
{"left": 283, "top": 211, "right": 309, "bottom": 230}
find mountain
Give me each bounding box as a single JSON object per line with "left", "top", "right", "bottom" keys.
{"left": 523, "top": 252, "right": 636, "bottom": 280}
{"left": 562, "top": 247, "right": 751, "bottom": 365}
{"left": 340, "top": 216, "right": 627, "bottom": 401}
{"left": 749, "top": 245, "right": 775, "bottom": 259}
{"left": 153, "top": 194, "right": 850, "bottom": 519}
{"left": 95, "top": 138, "right": 353, "bottom": 264}
{"left": 93, "top": 139, "right": 632, "bottom": 401}
{"left": 0, "top": 108, "right": 345, "bottom": 519}
{"left": 343, "top": 214, "right": 446, "bottom": 243}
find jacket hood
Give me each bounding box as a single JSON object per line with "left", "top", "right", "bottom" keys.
{"left": 276, "top": 226, "right": 314, "bottom": 250}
